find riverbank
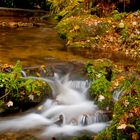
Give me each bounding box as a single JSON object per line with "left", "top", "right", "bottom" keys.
{"left": 48, "top": 1, "right": 140, "bottom": 139}
{"left": 0, "top": 2, "right": 140, "bottom": 139}
{"left": 57, "top": 12, "right": 140, "bottom": 60}
{"left": 0, "top": 7, "right": 49, "bottom": 28}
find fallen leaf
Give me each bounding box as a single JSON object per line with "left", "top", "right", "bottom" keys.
{"left": 7, "top": 101, "right": 13, "bottom": 107}
{"left": 117, "top": 123, "right": 127, "bottom": 130}
{"left": 28, "top": 94, "right": 34, "bottom": 101}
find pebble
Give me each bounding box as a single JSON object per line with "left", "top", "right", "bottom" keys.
{"left": 118, "top": 21, "right": 125, "bottom": 29}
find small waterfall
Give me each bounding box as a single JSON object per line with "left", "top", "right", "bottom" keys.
{"left": 113, "top": 90, "right": 123, "bottom": 101}
{"left": 68, "top": 80, "right": 89, "bottom": 90}
{"left": 93, "top": 111, "right": 110, "bottom": 123}
{"left": 80, "top": 114, "right": 89, "bottom": 126}
{"left": 21, "top": 70, "right": 27, "bottom": 77}
{"left": 0, "top": 72, "right": 110, "bottom": 139}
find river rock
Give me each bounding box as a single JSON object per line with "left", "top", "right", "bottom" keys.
{"left": 8, "top": 22, "right": 18, "bottom": 28}
{"left": 1, "top": 22, "right": 8, "bottom": 27}
{"left": 18, "top": 22, "right": 33, "bottom": 27}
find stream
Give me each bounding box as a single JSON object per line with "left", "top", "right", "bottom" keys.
{"left": 0, "top": 70, "right": 110, "bottom": 139}
{"left": 0, "top": 24, "right": 87, "bottom": 66}
{"left": 2, "top": 10, "right": 138, "bottom": 139}
{"left": 0, "top": 6, "right": 140, "bottom": 140}
{"left": 0, "top": 19, "right": 111, "bottom": 139}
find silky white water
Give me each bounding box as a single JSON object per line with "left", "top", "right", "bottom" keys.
{"left": 113, "top": 89, "right": 123, "bottom": 101}
{"left": 0, "top": 72, "right": 109, "bottom": 139}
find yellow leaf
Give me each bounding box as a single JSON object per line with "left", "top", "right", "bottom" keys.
{"left": 117, "top": 124, "right": 127, "bottom": 130}
{"left": 36, "top": 72, "right": 41, "bottom": 77}
{"left": 73, "top": 25, "right": 80, "bottom": 31}
{"left": 66, "top": 40, "right": 72, "bottom": 45}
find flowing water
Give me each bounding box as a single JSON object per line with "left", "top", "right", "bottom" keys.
{"left": 0, "top": 71, "right": 110, "bottom": 139}
{"left": 0, "top": 8, "right": 139, "bottom": 140}
{"left": 0, "top": 17, "right": 112, "bottom": 139}
{"left": 0, "top": 19, "right": 137, "bottom": 67}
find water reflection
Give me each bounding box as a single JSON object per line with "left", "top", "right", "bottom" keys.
{"left": 0, "top": 26, "right": 87, "bottom": 66}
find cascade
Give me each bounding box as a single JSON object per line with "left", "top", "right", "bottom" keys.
{"left": 0, "top": 71, "right": 110, "bottom": 139}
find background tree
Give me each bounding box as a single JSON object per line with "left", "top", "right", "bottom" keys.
{"left": 83, "top": 0, "right": 140, "bottom": 16}
{"left": 0, "top": 0, "right": 48, "bottom": 10}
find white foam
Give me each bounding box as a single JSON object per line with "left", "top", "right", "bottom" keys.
{"left": 0, "top": 73, "right": 109, "bottom": 138}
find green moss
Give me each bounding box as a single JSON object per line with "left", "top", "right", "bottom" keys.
{"left": 0, "top": 61, "right": 51, "bottom": 115}
{"left": 113, "top": 13, "right": 122, "bottom": 21}
{"left": 90, "top": 76, "right": 111, "bottom": 97}
{"left": 57, "top": 14, "right": 112, "bottom": 50}
{"left": 94, "top": 74, "right": 140, "bottom": 140}
{"left": 49, "top": 0, "right": 83, "bottom": 16}
{"left": 85, "top": 60, "right": 140, "bottom": 139}
{"left": 85, "top": 59, "right": 113, "bottom": 110}
{"left": 85, "top": 59, "right": 113, "bottom": 79}
{"left": 112, "top": 10, "right": 127, "bottom": 21}
{"left": 120, "top": 26, "right": 129, "bottom": 41}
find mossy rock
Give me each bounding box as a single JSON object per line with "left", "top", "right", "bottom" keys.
{"left": 24, "top": 65, "right": 54, "bottom": 77}
{"left": 0, "top": 62, "right": 52, "bottom": 115}
{"left": 94, "top": 73, "right": 140, "bottom": 140}
{"left": 57, "top": 13, "right": 112, "bottom": 51}
{"left": 85, "top": 59, "right": 114, "bottom": 113}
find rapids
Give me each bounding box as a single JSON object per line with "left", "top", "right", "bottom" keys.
{"left": 0, "top": 72, "right": 110, "bottom": 139}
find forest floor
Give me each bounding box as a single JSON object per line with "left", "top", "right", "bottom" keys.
{"left": 57, "top": 10, "right": 140, "bottom": 63}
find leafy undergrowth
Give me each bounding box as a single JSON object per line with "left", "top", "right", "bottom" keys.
{"left": 85, "top": 59, "right": 113, "bottom": 112}
{"left": 50, "top": 0, "right": 140, "bottom": 60}
{"left": 85, "top": 59, "right": 140, "bottom": 140}
{"left": 0, "top": 61, "right": 51, "bottom": 115}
